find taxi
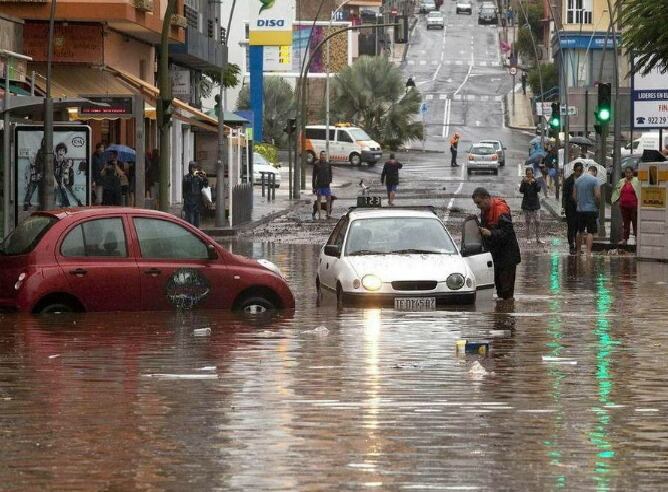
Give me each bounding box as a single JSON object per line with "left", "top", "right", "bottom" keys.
{"left": 0, "top": 208, "right": 294, "bottom": 314}
{"left": 316, "top": 206, "right": 494, "bottom": 308}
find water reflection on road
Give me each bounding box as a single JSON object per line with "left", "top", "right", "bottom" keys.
{"left": 2, "top": 242, "right": 668, "bottom": 490}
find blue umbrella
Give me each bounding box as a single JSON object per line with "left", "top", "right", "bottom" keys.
{"left": 526, "top": 149, "right": 546, "bottom": 165}
{"left": 104, "top": 144, "right": 136, "bottom": 163}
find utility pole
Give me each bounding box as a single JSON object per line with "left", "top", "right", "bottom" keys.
{"left": 41, "top": 0, "right": 58, "bottom": 212}
{"left": 157, "top": 0, "right": 176, "bottom": 213}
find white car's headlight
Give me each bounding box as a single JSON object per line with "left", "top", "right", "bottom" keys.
{"left": 257, "top": 259, "right": 284, "bottom": 278}
{"left": 362, "top": 274, "right": 382, "bottom": 291}
{"left": 446, "top": 273, "right": 465, "bottom": 290}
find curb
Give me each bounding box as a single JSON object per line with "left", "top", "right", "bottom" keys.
{"left": 540, "top": 197, "right": 564, "bottom": 221}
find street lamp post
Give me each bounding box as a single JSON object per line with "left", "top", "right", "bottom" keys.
{"left": 326, "top": 0, "right": 354, "bottom": 163}
{"left": 1, "top": 49, "right": 32, "bottom": 237}
{"left": 42, "top": 0, "right": 58, "bottom": 212}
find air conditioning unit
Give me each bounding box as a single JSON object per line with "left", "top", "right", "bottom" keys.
{"left": 133, "top": 0, "right": 153, "bottom": 12}
{"left": 170, "top": 14, "right": 188, "bottom": 29}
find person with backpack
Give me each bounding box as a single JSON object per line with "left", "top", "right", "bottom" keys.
{"left": 381, "top": 153, "right": 403, "bottom": 206}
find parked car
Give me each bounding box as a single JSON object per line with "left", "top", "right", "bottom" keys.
{"left": 302, "top": 124, "right": 382, "bottom": 166}
{"left": 426, "top": 10, "right": 445, "bottom": 29}
{"left": 316, "top": 207, "right": 494, "bottom": 308}
{"left": 456, "top": 0, "right": 473, "bottom": 14}
{"left": 0, "top": 209, "right": 295, "bottom": 314}
{"left": 479, "top": 139, "right": 507, "bottom": 166}
{"left": 478, "top": 3, "right": 498, "bottom": 24}
{"left": 420, "top": 0, "right": 437, "bottom": 13}
{"left": 467, "top": 143, "right": 500, "bottom": 175}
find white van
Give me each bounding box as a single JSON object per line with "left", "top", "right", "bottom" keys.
{"left": 302, "top": 124, "right": 383, "bottom": 166}
{"left": 620, "top": 131, "right": 668, "bottom": 156}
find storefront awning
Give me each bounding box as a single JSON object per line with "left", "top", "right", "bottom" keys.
{"left": 29, "top": 64, "right": 135, "bottom": 98}
{"left": 107, "top": 67, "right": 222, "bottom": 133}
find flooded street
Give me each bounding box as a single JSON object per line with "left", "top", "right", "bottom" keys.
{"left": 3, "top": 241, "right": 668, "bottom": 490}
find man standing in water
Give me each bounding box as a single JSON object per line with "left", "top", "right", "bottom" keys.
{"left": 471, "top": 187, "right": 521, "bottom": 301}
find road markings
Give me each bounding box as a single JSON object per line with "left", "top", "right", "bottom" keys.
{"left": 426, "top": 94, "right": 434, "bottom": 100}
{"left": 419, "top": 60, "right": 427, "bottom": 66}
{"left": 442, "top": 97, "right": 451, "bottom": 138}
{"left": 475, "top": 120, "right": 481, "bottom": 127}
{"left": 439, "top": 94, "right": 447, "bottom": 100}
{"left": 408, "top": 60, "right": 415, "bottom": 66}
{"left": 443, "top": 182, "right": 464, "bottom": 222}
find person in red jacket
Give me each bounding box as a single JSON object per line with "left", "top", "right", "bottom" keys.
{"left": 471, "top": 187, "right": 521, "bottom": 301}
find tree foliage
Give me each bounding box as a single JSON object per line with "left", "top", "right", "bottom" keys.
{"left": 622, "top": 0, "right": 668, "bottom": 75}
{"left": 237, "top": 76, "right": 295, "bottom": 146}
{"left": 330, "top": 56, "right": 423, "bottom": 150}
{"left": 203, "top": 62, "right": 242, "bottom": 97}
{"left": 527, "top": 62, "right": 558, "bottom": 96}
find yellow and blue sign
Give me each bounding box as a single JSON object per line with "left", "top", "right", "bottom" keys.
{"left": 249, "top": 0, "right": 294, "bottom": 46}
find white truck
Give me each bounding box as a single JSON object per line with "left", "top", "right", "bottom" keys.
{"left": 620, "top": 132, "right": 668, "bottom": 157}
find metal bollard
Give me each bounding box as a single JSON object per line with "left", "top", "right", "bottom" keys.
{"left": 270, "top": 174, "right": 276, "bottom": 201}
{"left": 260, "top": 172, "right": 266, "bottom": 198}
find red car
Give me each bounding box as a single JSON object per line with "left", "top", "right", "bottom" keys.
{"left": 0, "top": 208, "right": 295, "bottom": 314}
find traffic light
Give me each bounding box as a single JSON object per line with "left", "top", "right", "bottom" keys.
{"left": 549, "top": 102, "right": 560, "bottom": 129}
{"left": 596, "top": 82, "right": 611, "bottom": 124}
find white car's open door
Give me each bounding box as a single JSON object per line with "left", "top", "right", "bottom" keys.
{"left": 461, "top": 218, "right": 495, "bottom": 290}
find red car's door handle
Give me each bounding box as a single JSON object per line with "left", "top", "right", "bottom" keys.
{"left": 69, "top": 268, "right": 88, "bottom": 276}
{"left": 144, "top": 268, "right": 162, "bottom": 276}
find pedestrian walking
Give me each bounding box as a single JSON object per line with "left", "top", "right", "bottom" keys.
{"left": 381, "top": 153, "right": 403, "bottom": 206}
{"left": 506, "top": 7, "right": 514, "bottom": 26}
{"left": 519, "top": 167, "right": 543, "bottom": 244}
{"left": 99, "top": 160, "right": 122, "bottom": 206}
{"left": 521, "top": 72, "right": 527, "bottom": 95}
{"left": 312, "top": 151, "right": 333, "bottom": 220}
{"left": 542, "top": 145, "right": 558, "bottom": 196}
{"left": 471, "top": 187, "right": 521, "bottom": 301}
{"left": 450, "top": 132, "right": 460, "bottom": 167}
{"left": 612, "top": 165, "right": 640, "bottom": 246}
{"left": 92, "top": 142, "right": 105, "bottom": 205}
{"left": 562, "top": 161, "right": 582, "bottom": 254}
{"left": 573, "top": 165, "right": 601, "bottom": 256}
{"left": 182, "top": 161, "right": 208, "bottom": 228}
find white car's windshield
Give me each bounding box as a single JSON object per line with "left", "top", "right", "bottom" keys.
{"left": 349, "top": 128, "right": 372, "bottom": 141}
{"left": 428, "top": 12, "right": 442, "bottom": 17}
{"left": 345, "top": 217, "right": 457, "bottom": 256}
{"left": 480, "top": 141, "right": 500, "bottom": 150}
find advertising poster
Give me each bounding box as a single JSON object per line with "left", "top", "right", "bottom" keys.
{"left": 632, "top": 56, "right": 668, "bottom": 129}
{"left": 292, "top": 24, "right": 350, "bottom": 74}
{"left": 15, "top": 125, "right": 91, "bottom": 225}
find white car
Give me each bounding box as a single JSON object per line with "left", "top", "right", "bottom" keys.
{"left": 467, "top": 142, "right": 500, "bottom": 176}
{"left": 426, "top": 11, "right": 445, "bottom": 29}
{"left": 456, "top": 0, "right": 472, "bottom": 14}
{"left": 479, "top": 139, "right": 506, "bottom": 166}
{"left": 252, "top": 152, "right": 281, "bottom": 187}
{"left": 420, "top": 0, "right": 437, "bottom": 13}
{"left": 316, "top": 208, "right": 494, "bottom": 308}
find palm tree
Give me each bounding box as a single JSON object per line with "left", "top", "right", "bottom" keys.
{"left": 237, "top": 76, "right": 295, "bottom": 146}
{"left": 330, "top": 56, "right": 423, "bottom": 150}
{"left": 622, "top": 0, "right": 667, "bottom": 74}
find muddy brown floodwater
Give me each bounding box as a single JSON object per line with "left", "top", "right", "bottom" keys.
{"left": 2, "top": 241, "right": 668, "bottom": 490}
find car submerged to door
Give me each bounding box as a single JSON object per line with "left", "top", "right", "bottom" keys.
{"left": 316, "top": 208, "right": 494, "bottom": 308}
{"left": 0, "top": 209, "right": 295, "bottom": 314}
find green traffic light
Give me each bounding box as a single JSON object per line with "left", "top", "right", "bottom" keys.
{"left": 598, "top": 107, "right": 611, "bottom": 121}
{"left": 550, "top": 117, "right": 560, "bottom": 128}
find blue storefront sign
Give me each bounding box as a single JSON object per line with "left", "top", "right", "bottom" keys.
{"left": 555, "top": 32, "right": 621, "bottom": 50}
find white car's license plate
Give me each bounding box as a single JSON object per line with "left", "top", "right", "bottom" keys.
{"left": 394, "top": 297, "right": 436, "bottom": 311}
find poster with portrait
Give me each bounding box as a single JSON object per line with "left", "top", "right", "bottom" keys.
{"left": 15, "top": 125, "right": 91, "bottom": 225}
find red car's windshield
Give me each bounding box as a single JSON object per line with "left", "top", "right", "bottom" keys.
{"left": 0, "top": 215, "right": 57, "bottom": 256}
